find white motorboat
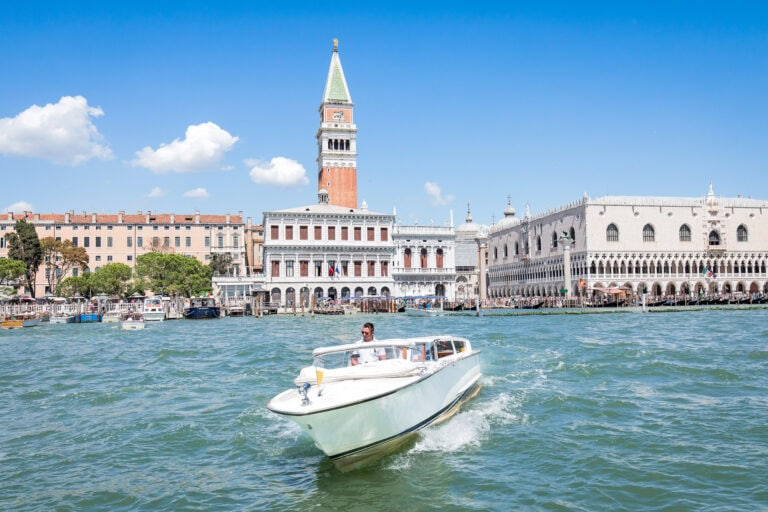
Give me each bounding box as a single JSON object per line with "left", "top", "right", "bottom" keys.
{"left": 101, "top": 310, "right": 122, "bottom": 323}
{"left": 120, "top": 311, "right": 145, "bottom": 330}
{"left": 142, "top": 297, "right": 166, "bottom": 322}
{"left": 49, "top": 313, "right": 76, "bottom": 324}
{"left": 267, "top": 335, "right": 481, "bottom": 469}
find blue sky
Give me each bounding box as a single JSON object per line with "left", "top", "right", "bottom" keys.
{"left": 1, "top": 2, "right": 766, "bottom": 227}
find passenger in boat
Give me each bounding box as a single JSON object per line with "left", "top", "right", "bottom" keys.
{"left": 351, "top": 322, "right": 386, "bottom": 365}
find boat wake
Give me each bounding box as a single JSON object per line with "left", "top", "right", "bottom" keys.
{"left": 386, "top": 391, "right": 528, "bottom": 469}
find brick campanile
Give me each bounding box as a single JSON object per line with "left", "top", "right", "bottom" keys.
{"left": 316, "top": 38, "right": 358, "bottom": 209}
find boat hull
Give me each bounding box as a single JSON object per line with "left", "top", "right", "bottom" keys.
{"left": 121, "top": 321, "right": 145, "bottom": 330}
{"left": 1, "top": 318, "right": 41, "bottom": 329}
{"left": 142, "top": 311, "right": 166, "bottom": 322}
{"left": 268, "top": 352, "right": 481, "bottom": 462}
{"left": 49, "top": 315, "right": 76, "bottom": 324}
{"left": 183, "top": 307, "right": 221, "bottom": 319}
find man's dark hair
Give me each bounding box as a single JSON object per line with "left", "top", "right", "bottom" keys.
{"left": 363, "top": 322, "right": 374, "bottom": 332}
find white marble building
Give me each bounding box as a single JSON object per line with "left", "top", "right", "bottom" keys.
{"left": 391, "top": 222, "right": 456, "bottom": 299}
{"left": 487, "top": 185, "right": 768, "bottom": 299}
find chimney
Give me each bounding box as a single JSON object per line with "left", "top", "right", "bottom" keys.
{"left": 195, "top": 210, "right": 200, "bottom": 224}
{"left": 226, "top": 213, "right": 231, "bottom": 224}
{"left": 145, "top": 211, "right": 151, "bottom": 224}
{"left": 118, "top": 211, "right": 124, "bottom": 223}
{"left": 34, "top": 213, "right": 41, "bottom": 221}
{"left": 65, "top": 211, "right": 71, "bottom": 223}
{"left": 170, "top": 214, "right": 175, "bottom": 224}
{"left": 91, "top": 213, "right": 97, "bottom": 223}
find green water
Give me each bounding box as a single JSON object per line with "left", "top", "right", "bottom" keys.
{"left": 1, "top": 310, "right": 766, "bottom": 511}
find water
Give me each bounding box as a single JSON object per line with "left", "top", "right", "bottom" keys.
{"left": 1, "top": 310, "right": 767, "bottom": 511}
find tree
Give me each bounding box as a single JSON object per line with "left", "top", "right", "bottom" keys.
{"left": 40, "top": 237, "right": 90, "bottom": 293}
{"left": 135, "top": 252, "right": 212, "bottom": 297}
{"left": 0, "top": 257, "right": 26, "bottom": 285}
{"left": 57, "top": 274, "right": 95, "bottom": 298}
{"left": 209, "top": 252, "right": 233, "bottom": 276}
{"left": 6, "top": 219, "right": 43, "bottom": 297}
{"left": 90, "top": 263, "right": 133, "bottom": 297}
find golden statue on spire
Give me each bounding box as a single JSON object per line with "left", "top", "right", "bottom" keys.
{"left": 333, "top": 38, "right": 338, "bottom": 51}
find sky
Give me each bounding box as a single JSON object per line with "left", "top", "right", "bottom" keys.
{"left": 1, "top": 1, "right": 766, "bottom": 227}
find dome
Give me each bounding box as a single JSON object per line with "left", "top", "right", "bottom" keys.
{"left": 456, "top": 203, "right": 481, "bottom": 233}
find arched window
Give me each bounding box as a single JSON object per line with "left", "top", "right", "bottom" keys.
{"left": 569, "top": 227, "right": 576, "bottom": 244}
{"left": 737, "top": 224, "right": 748, "bottom": 242}
{"left": 420, "top": 248, "right": 428, "bottom": 269}
{"left": 494, "top": 247, "right": 498, "bottom": 260}
{"left": 536, "top": 236, "right": 541, "bottom": 252}
{"left": 552, "top": 232, "right": 558, "bottom": 249}
{"left": 709, "top": 231, "right": 721, "bottom": 246}
{"left": 643, "top": 224, "right": 655, "bottom": 242}
{"left": 404, "top": 248, "right": 412, "bottom": 268}
{"left": 606, "top": 223, "right": 619, "bottom": 242}
{"left": 679, "top": 224, "right": 691, "bottom": 242}
{"left": 514, "top": 242, "right": 519, "bottom": 255}
{"left": 436, "top": 248, "right": 444, "bottom": 268}
{"left": 503, "top": 244, "right": 508, "bottom": 258}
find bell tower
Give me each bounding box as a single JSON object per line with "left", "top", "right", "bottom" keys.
{"left": 316, "top": 38, "right": 357, "bottom": 209}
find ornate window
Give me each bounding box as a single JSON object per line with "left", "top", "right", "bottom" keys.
{"left": 503, "top": 244, "right": 508, "bottom": 258}
{"left": 643, "top": 224, "right": 655, "bottom": 242}
{"left": 606, "top": 223, "right": 619, "bottom": 242}
{"left": 709, "top": 231, "right": 721, "bottom": 246}
{"left": 737, "top": 224, "right": 748, "bottom": 242}
{"left": 536, "top": 236, "right": 541, "bottom": 252}
{"left": 679, "top": 224, "right": 691, "bottom": 242}
{"left": 552, "top": 232, "right": 558, "bottom": 249}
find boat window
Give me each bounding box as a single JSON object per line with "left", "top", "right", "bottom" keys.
{"left": 436, "top": 339, "right": 455, "bottom": 358}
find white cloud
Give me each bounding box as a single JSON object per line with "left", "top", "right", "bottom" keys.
{"left": 248, "top": 156, "right": 308, "bottom": 187}
{"left": 147, "top": 187, "right": 165, "bottom": 198}
{"left": 183, "top": 187, "right": 209, "bottom": 199}
{"left": 3, "top": 201, "right": 33, "bottom": 213}
{"left": 132, "top": 122, "right": 238, "bottom": 173}
{"left": 425, "top": 182, "right": 454, "bottom": 206}
{"left": 0, "top": 95, "right": 113, "bottom": 165}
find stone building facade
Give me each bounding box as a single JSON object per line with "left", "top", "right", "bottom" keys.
{"left": 487, "top": 185, "right": 768, "bottom": 299}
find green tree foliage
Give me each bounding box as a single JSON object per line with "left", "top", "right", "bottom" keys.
{"left": 57, "top": 274, "right": 95, "bottom": 298}
{"left": 40, "top": 237, "right": 90, "bottom": 293}
{"left": 209, "top": 252, "right": 233, "bottom": 276}
{"left": 135, "top": 252, "right": 212, "bottom": 297}
{"left": 0, "top": 257, "right": 26, "bottom": 285}
{"left": 5, "top": 219, "right": 43, "bottom": 297}
{"left": 89, "top": 263, "right": 133, "bottom": 297}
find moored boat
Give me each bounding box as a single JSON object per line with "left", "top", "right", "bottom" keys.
{"left": 267, "top": 335, "right": 482, "bottom": 469}
{"left": 101, "top": 310, "right": 122, "bottom": 323}
{"left": 183, "top": 297, "right": 221, "bottom": 319}
{"left": 1, "top": 311, "right": 41, "bottom": 329}
{"left": 49, "top": 312, "right": 76, "bottom": 324}
{"left": 142, "top": 297, "right": 166, "bottom": 321}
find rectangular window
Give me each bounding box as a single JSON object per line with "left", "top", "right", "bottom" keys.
{"left": 175, "top": 236, "right": 181, "bottom": 248}
{"left": 217, "top": 235, "right": 224, "bottom": 248}
{"left": 368, "top": 261, "right": 376, "bottom": 276}
{"left": 341, "top": 226, "right": 349, "bottom": 240}
{"left": 381, "top": 261, "right": 389, "bottom": 277}
{"left": 286, "top": 260, "right": 294, "bottom": 277}
{"left": 72, "top": 237, "right": 78, "bottom": 247}
{"left": 285, "top": 225, "right": 293, "bottom": 240}
{"left": 354, "top": 261, "right": 362, "bottom": 277}
{"left": 127, "top": 255, "right": 132, "bottom": 261}
{"left": 95, "top": 255, "right": 101, "bottom": 262}
{"left": 270, "top": 225, "right": 279, "bottom": 240}
{"left": 341, "top": 261, "right": 349, "bottom": 277}
{"left": 354, "top": 227, "right": 361, "bottom": 241}
{"left": 107, "top": 236, "right": 113, "bottom": 248}
{"left": 107, "top": 255, "right": 113, "bottom": 262}
{"left": 380, "top": 227, "right": 388, "bottom": 241}
{"left": 314, "top": 226, "right": 322, "bottom": 240}
{"left": 204, "top": 236, "right": 210, "bottom": 247}
{"left": 233, "top": 235, "right": 239, "bottom": 247}
{"left": 84, "top": 237, "right": 90, "bottom": 248}
{"left": 314, "top": 261, "right": 323, "bottom": 277}
{"left": 72, "top": 268, "right": 79, "bottom": 277}
{"left": 127, "top": 236, "right": 132, "bottom": 248}
{"left": 328, "top": 226, "right": 335, "bottom": 240}
{"left": 300, "top": 226, "right": 308, "bottom": 240}
{"left": 137, "top": 236, "right": 143, "bottom": 248}
{"left": 95, "top": 237, "right": 101, "bottom": 248}
{"left": 367, "top": 227, "right": 374, "bottom": 241}
{"left": 271, "top": 260, "right": 280, "bottom": 277}
{"left": 300, "top": 260, "right": 309, "bottom": 277}
{"left": 185, "top": 236, "right": 191, "bottom": 247}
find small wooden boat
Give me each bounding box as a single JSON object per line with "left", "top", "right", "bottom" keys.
{"left": 1, "top": 311, "right": 41, "bottom": 329}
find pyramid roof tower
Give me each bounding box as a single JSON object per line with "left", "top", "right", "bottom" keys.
{"left": 322, "top": 39, "right": 352, "bottom": 104}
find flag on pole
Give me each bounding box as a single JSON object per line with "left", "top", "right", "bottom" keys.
{"left": 701, "top": 267, "right": 713, "bottom": 279}
{"left": 335, "top": 264, "right": 341, "bottom": 278}
{"left": 328, "top": 264, "right": 335, "bottom": 277}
